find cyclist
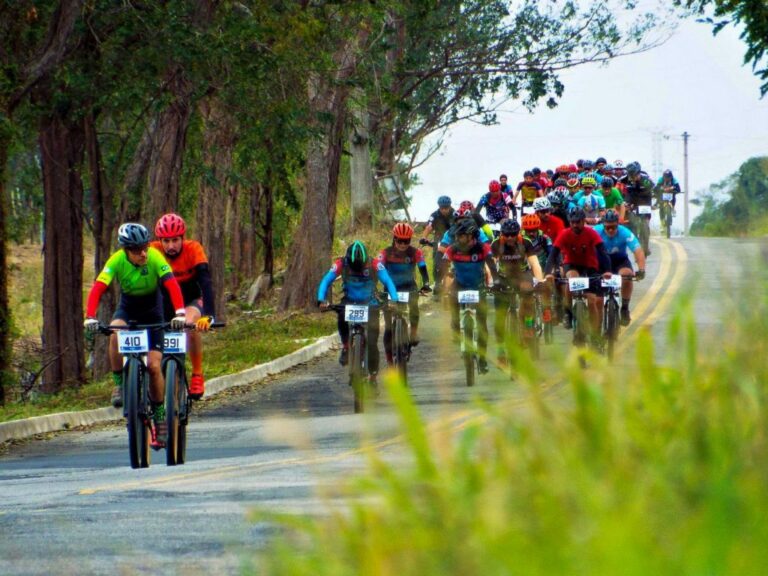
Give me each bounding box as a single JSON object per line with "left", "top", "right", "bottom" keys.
{"left": 544, "top": 208, "right": 611, "bottom": 342}
{"left": 573, "top": 176, "right": 605, "bottom": 225}
{"left": 547, "top": 187, "right": 572, "bottom": 227}
{"left": 84, "top": 223, "right": 186, "bottom": 450}
{"left": 443, "top": 218, "right": 500, "bottom": 373}
{"left": 531, "top": 167, "right": 551, "bottom": 193}
{"left": 534, "top": 196, "right": 565, "bottom": 242}
{"left": 499, "top": 174, "right": 513, "bottom": 195}
{"left": 421, "top": 195, "right": 455, "bottom": 296}
{"left": 592, "top": 210, "right": 646, "bottom": 326}
{"left": 655, "top": 169, "right": 681, "bottom": 210}
{"left": 621, "top": 161, "right": 655, "bottom": 255}
{"left": 438, "top": 201, "right": 493, "bottom": 253}
{"left": 491, "top": 218, "right": 545, "bottom": 366}
{"left": 513, "top": 171, "right": 543, "bottom": 214}
{"left": 377, "top": 223, "right": 431, "bottom": 364}
{"left": 151, "top": 213, "right": 216, "bottom": 400}
{"left": 476, "top": 179, "right": 516, "bottom": 224}
{"left": 600, "top": 176, "right": 626, "bottom": 223}
{"left": 317, "top": 241, "right": 399, "bottom": 385}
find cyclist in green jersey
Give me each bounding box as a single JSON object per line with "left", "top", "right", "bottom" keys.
{"left": 600, "top": 177, "right": 626, "bottom": 222}
{"left": 84, "top": 223, "right": 186, "bottom": 449}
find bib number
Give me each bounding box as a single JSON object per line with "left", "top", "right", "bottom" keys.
{"left": 163, "top": 331, "right": 187, "bottom": 354}
{"left": 662, "top": 192, "right": 673, "bottom": 202}
{"left": 345, "top": 305, "right": 369, "bottom": 323}
{"left": 601, "top": 275, "right": 622, "bottom": 289}
{"left": 118, "top": 330, "right": 149, "bottom": 354}
{"left": 392, "top": 292, "right": 410, "bottom": 303}
{"left": 458, "top": 290, "right": 480, "bottom": 304}
{"left": 568, "top": 277, "right": 589, "bottom": 292}
{"left": 637, "top": 205, "right": 652, "bottom": 215}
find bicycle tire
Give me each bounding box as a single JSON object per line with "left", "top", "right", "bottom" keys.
{"left": 125, "top": 359, "right": 150, "bottom": 469}
{"left": 392, "top": 316, "right": 409, "bottom": 386}
{"left": 350, "top": 332, "right": 366, "bottom": 413}
{"left": 665, "top": 210, "right": 672, "bottom": 239}
{"left": 164, "top": 359, "right": 181, "bottom": 466}
{"left": 463, "top": 314, "right": 475, "bottom": 387}
{"left": 176, "top": 366, "right": 189, "bottom": 465}
{"left": 604, "top": 296, "right": 620, "bottom": 360}
{"left": 573, "top": 298, "right": 589, "bottom": 347}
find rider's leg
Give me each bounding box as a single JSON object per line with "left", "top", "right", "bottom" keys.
{"left": 408, "top": 293, "right": 420, "bottom": 343}
{"left": 477, "top": 295, "right": 489, "bottom": 369}
{"left": 382, "top": 307, "right": 393, "bottom": 358}
{"left": 366, "top": 307, "right": 381, "bottom": 375}
{"left": 147, "top": 349, "right": 165, "bottom": 404}
{"left": 619, "top": 265, "right": 634, "bottom": 324}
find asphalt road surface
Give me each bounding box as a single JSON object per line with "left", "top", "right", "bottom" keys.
{"left": 0, "top": 236, "right": 760, "bottom": 575}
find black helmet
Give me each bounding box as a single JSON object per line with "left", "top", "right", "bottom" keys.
{"left": 523, "top": 170, "right": 534, "bottom": 178}
{"left": 501, "top": 219, "right": 521, "bottom": 236}
{"left": 553, "top": 177, "right": 568, "bottom": 188}
{"left": 626, "top": 161, "right": 641, "bottom": 175}
{"left": 455, "top": 218, "right": 478, "bottom": 238}
{"left": 582, "top": 159, "right": 594, "bottom": 170}
{"left": 601, "top": 176, "right": 615, "bottom": 187}
{"left": 603, "top": 209, "right": 620, "bottom": 223}
{"left": 568, "top": 207, "right": 586, "bottom": 222}
{"left": 595, "top": 156, "right": 607, "bottom": 165}
{"left": 345, "top": 240, "right": 368, "bottom": 272}
{"left": 117, "top": 223, "right": 150, "bottom": 248}
{"left": 663, "top": 169, "right": 673, "bottom": 178}
{"left": 532, "top": 167, "right": 541, "bottom": 176}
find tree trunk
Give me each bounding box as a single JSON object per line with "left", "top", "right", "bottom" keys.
{"left": 279, "top": 28, "right": 370, "bottom": 310}
{"left": 0, "top": 138, "right": 9, "bottom": 405}
{"left": 39, "top": 109, "right": 87, "bottom": 393}
{"left": 84, "top": 111, "right": 115, "bottom": 379}
{"left": 349, "top": 89, "right": 373, "bottom": 229}
{"left": 197, "top": 96, "right": 232, "bottom": 321}
{"left": 261, "top": 182, "right": 274, "bottom": 277}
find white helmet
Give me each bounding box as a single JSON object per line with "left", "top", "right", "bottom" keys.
{"left": 533, "top": 197, "right": 552, "bottom": 212}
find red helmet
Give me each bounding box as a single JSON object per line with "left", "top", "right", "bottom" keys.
{"left": 521, "top": 213, "right": 541, "bottom": 231}
{"left": 457, "top": 200, "right": 475, "bottom": 217}
{"left": 392, "top": 222, "right": 414, "bottom": 240}
{"left": 155, "top": 213, "right": 186, "bottom": 238}
{"left": 488, "top": 180, "right": 501, "bottom": 193}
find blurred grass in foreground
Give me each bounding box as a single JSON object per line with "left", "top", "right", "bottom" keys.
{"left": 249, "top": 289, "right": 768, "bottom": 575}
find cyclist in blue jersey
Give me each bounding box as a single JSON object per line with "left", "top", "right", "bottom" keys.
{"left": 592, "top": 209, "right": 646, "bottom": 326}
{"left": 317, "top": 241, "right": 399, "bottom": 382}
{"left": 377, "top": 223, "right": 431, "bottom": 364}
{"left": 655, "top": 169, "right": 682, "bottom": 209}
{"left": 438, "top": 201, "right": 492, "bottom": 253}
{"left": 442, "top": 218, "right": 500, "bottom": 373}
{"left": 499, "top": 174, "right": 513, "bottom": 195}
{"left": 421, "top": 195, "right": 454, "bottom": 297}
{"left": 476, "top": 179, "right": 516, "bottom": 224}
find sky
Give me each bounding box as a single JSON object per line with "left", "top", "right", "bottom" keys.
{"left": 410, "top": 15, "right": 768, "bottom": 231}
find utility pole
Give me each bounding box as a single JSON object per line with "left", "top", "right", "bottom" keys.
{"left": 682, "top": 131, "right": 690, "bottom": 235}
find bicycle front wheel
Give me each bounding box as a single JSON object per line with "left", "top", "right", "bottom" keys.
{"left": 392, "top": 317, "right": 409, "bottom": 387}
{"left": 463, "top": 314, "right": 476, "bottom": 387}
{"left": 126, "top": 359, "right": 150, "bottom": 469}
{"left": 164, "top": 359, "right": 182, "bottom": 466}
{"left": 604, "top": 297, "right": 620, "bottom": 360}
{"left": 572, "top": 298, "right": 589, "bottom": 347}
{"left": 350, "top": 332, "right": 366, "bottom": 413}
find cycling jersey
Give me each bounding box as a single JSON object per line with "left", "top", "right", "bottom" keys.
{"left": 96, "top": 247, "right": 173, "bottom": 296}
{"left": 440, "top": 218, "right": 491, "bottom": 247}
{"left": 601, "top": 187, "right": 625, "bottom": 210}
{"left": 445, "top": 241, "right": 493, "bottom": 289}
{"left": 621, "top": 172, "right": 655, "bottom": 206}
{"left": 516, "top": 180, "right": 542, "bottom": 204}
{"left": 592, "top": 224, "right": 640, "bottom": 256}
{"left": 377, "top": 246, "right": 429, "bottom": 291}
{"left": 317, "top": 258, "right": 398, "bottom": 305}
{"left": 550, "top": 226, "right": 606, "bottom": 270}
{"left": 575, "top": 192, "right": 606, "bottom": 218}
{"left": 476, "top": 192, "right": 514, "bottom": 223}
{"left": 150, "top": 239, "right": 215, "bottom": 317}
{"left": 491, "top": 235, "right": 534, "bottom": 277}
{"left": 538, "top": 214, "right": 565, "bottom": 243}
{"left": 523, "top": 229, "right": 551, "bottom": 269}
{"left": 426, "top": 208, "right": 455, "bottom": 239}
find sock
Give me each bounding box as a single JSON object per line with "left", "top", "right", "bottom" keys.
{"left": 112, "top": 371, "right": 122, "bottom": 387}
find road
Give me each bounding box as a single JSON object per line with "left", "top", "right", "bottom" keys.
{"left": 0, "top": 236, "right": 759, "bottom": 575}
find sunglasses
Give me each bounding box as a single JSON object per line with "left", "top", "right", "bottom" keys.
{"left": 604, "top": 225, "right": 618, "bottom": 231}
{"left": 127, "top": 245, "right": 149, "bottom": 254}
{"left": 583, "top": 186, "right": 594, "bottom": 190}
{"left": 395, "top": 238, "right": 410, "bottom": 245}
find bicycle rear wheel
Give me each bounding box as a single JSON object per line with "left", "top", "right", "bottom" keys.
{"left": 350, "top": 332, "right": 366, "bottom": 413}
{"left": 392, "top": 317, "right": 409, "bottom": 386}
{"left": 164, "top": 359, "right": 182, "bottom": 466}
{"left": 126, "top": 359, "right": 150, "bottom": 469}
{"left": 604, "top": 296, "right": 620, "bottom": 360}
{"left": 463, "top": 314, "right": 476, "bottom": 387}
{"left": 572, "top": 298, "right": 589, "bottom": 347}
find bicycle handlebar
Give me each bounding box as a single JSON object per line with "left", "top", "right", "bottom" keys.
{"left": 96, "top": 321, "right": 226, "bottom": 335}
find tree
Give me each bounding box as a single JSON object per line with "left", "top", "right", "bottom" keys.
{"left": 675, "top": 0, "right": 768, "bottom": 96}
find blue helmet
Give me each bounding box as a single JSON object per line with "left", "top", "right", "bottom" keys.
{"left": 117, "top": 223, "right": 150, "bottom": 248}
{"left": 437, "top": 195, "right": 452, "bottom": 207}
{"left": 603, "top": 209, "right": 620, "bottom": 223}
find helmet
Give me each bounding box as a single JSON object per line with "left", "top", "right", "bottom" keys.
{"left": 582, "top": 159, "right": 594, "bottom": 170}
{"left": 522, "top": 214, "right": 541, "bottom": 231}
{"left": 523, "top": 170, "right": 533, "bottom": 178}
{"left": 553, "top": 178, "right": 568, "bottom": 188}
{"left": 603, "top": 209, "right": 620, "bottom": 223}
{"left": 437, "top": 195, "right": 452, "bottom": 207}
{"left": 581, "top": 176, "right": 597, "bottom": 188}
{"left": 603, "top": 163, "right": 614, "bottom": 172}
{"left": 392, "top": 222, "right": 414, "bottom": 240}
{"left": 663, "top": 169, "right": 673, "bottom": 178}
{"left": 576, "top": 159, "right": 584, "bottom": 169}
{"left": 345, "top": 241, "right": 368, "bottom": 271}
{"left": 533, "top": 197, "right": 552, "bottom": 212}
{"left": 155, "top": 213, "right": 186, "bottom": 238}
{"left": 489, "top": 180, "right": 501, "bottom": 193}
{"left": 532, "top": 167, "right": 541, "bottom": 176}
{"left": 568, "top": 207, "right": 586, "bottom": 222}
{"left": 566, "top": 177, "right": 580, "bottom": 189}
{"left": 501, "top": 219, "right": 520, "bottom": 236}
{"left": 118, "top": 223, "right": 150, "bottom": 248}
{"left": 457, "top": 200, "right": 475, "bottom": 217}
{"left": 601, "top": 176, "right": 615, "bottom": 187}
{"left": 548, "top": 188, "right": 569, "bottom": 207}
{"left": 613, "top": 159, "right": 624, "bottom": 168}
{"left": 626, "top": 161, "right": 641, "bottom": 175}
{"left": 595, "top": 157, "right": 607, "bottom": 165}
{"left": 455, "top": 218, "right": 478, "bottom": 238}
{"left": 556, "top": 164, "right": 570, "bottom": 175}
{"left": 568, "top": 164, "right": 578, "bottom": 173}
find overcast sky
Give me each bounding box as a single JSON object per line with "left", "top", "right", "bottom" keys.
{"left": 410, "top": 16, "right": 768, "bottom": 228}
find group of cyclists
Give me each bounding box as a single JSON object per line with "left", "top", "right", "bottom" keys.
{"left": 318, "top": 158, "right": 681, "bottom": 382}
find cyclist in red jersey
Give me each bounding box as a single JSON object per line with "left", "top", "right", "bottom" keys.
{"left": 544, "top": 207, "right": 611, "bottom": 339}
{"left": 533, "top": 197, "right": 564, "bottom": 242}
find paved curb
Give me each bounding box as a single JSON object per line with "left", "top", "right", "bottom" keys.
{"left": 0, "top": 334, "right": 340, "bottom": 444}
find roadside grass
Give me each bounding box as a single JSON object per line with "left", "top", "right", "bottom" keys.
{"left": 249, "top": 289, "right": 768, "bottom": 574}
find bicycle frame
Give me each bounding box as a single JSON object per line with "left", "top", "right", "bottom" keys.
{"left": 457, "top": 289, "right": 481, "bottom": 387}
{"left": 326, "top": 304, "right": 369, "bottom": 413}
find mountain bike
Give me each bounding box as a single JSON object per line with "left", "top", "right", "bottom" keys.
{"left": 658, "top": 191, "right": 674, "bottom": 239}
{"left": 324, "top": 303, "right": 372, "bottom": 413}
{"left": 161, "top": 322, "right": 225, "bottom": 466}
{"left": 558, "top": 276, "right": 601, "bottom": 349}
{"left": 382, "top": 289, "right": 430, "bottom": 387}
{"left": 600, "top": 275, "right": 622, "bottom": 360}
{"left": 627, "top": 203, "right": 652, "bottom": 256}
{"left": 457, "top": 288, "right": 487, "bottom": 387}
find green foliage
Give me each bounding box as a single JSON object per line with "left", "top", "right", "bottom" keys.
{"left": 252, "top": 290, "right": 768, "bottom": 575}
{"left": 690, "top": 156, "right": 768, "bottom": 236}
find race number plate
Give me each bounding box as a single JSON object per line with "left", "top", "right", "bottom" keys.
{"left": 392, "top": 292, "right": 410, "bottom": 303}
{"left": 163, "top": 331, "right": 187, "bottom": 354}
{"left": 118, "top": 330, "right": 149, "bottom": 354}
{"left": 637, "top": 205, "right": 652, "bottom": 215}
{"left": 458, "top": 290, "right": 480, "bottom": 304}
{"left": 601, "top": 275, "right": 622, "bottom": 289}
{"left": 662, "top": 192, "right": 673, "bottom": 202}
{"left": 568, "top": 277, "right": 590, "bottom": 292}
{"left": 344, "top": 305, "right": 369, "bottom": 323}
